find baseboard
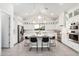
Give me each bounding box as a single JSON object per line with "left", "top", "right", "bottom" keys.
{"left": 14, "top": 43, "right": 19, "bottom": 46}
{"left": 2, "top": 47, "right": 10, "bottom": 49}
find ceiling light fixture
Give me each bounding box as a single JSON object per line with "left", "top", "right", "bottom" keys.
{"left": 38, "top": 15, "right": 42, "bottom": 19}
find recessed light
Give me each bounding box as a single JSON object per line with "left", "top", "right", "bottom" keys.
{"left": 45, "top": 7, "right": 48, "bottom": 10}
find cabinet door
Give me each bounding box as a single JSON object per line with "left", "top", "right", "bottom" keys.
{"left": 1, "top": 12, "right": 10, "bottom": 48}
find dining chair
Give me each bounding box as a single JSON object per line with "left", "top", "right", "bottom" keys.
{"left": 29, "top": 37, "right": 38, "bottom": 51}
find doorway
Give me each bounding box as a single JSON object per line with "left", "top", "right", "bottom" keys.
{"left": 17, "top": 25, "right": 24, "bottom": 43}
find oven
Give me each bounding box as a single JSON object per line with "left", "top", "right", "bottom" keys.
{"left": 69, "top": 34, "right": 79, "bottom": 43}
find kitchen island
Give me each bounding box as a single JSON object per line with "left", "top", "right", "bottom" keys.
{"left": 24, "top": 32, "right": 57, "bottom": 49}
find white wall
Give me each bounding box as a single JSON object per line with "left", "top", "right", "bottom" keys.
{"left": 13, "top": 16, "right": 23, "bottom": 45}
{"left": 0, "top": 10, "right": 1, "bottom": 55}
{"left": 0, "top": 3, "right": 12, "bottom": 48}
{"left": 0, "top": 4, "right": 14, "bottom": 48}
{"left": 24, "top": 17, "right": 59, "bottom": 36}
{"left": 61, "top": 5, "right": 79, "bottom": 52}
{"left": 0, "top": 4, "right": 13, "bottom": 15}
{"left": 0, "top": 4, "right": 23, "bottom": 48}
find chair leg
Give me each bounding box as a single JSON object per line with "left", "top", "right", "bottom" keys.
{"left": 48, "top": 47, "right": 50, "bottom": 51}
{"left": 47, "top": 43, "right": 50, "bottom": 51}
{"left": 36, "top": 47, "right": 38, "bottom": 51}
{"left": 41, "top": 43, "right": 43, "bottom": 51}
{"left": 36, "top": 43, "right": 38, "bottom": 51}
{"left": 41, "top": 47, "right": 43, "bottom": 51}
{"left": 29, "top": 47, "right": 32, "bottom": 51}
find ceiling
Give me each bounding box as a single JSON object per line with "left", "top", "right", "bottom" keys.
{"left": 14, "top": 3, "right": 79, "bottom": 20}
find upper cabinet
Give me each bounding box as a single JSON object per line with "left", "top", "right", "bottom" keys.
{"left": 67, "top": 8, "right": 79, "bottom": 19}
{"left": 74, "top": 9, "right": 79, "bottom": 16}
{"left": 69, "top": 12, "right": 73, "bottom": 18}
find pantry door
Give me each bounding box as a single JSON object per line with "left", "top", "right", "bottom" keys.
{"left": 1, "top": 12, "right": 10, "bottom": 48}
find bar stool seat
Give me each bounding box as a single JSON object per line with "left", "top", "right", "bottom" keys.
{"left": 29, "top": 37, "right": 38, "bottom": 51}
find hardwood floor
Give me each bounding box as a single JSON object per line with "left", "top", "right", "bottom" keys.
{"left": 1, "top": 40, "right": 79, "bottom": 56}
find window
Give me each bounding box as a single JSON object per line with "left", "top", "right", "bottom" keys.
{"left": 34, "top": 24, "right": 45, "bottom": 30}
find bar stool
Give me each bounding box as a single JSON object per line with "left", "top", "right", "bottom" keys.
{"left": 50, "top": 36, "right": 56, "bottom": 47}
{"left": 24, "top": 36, "right": 29, "bottom": 46}
{"left": 25, "top": 36, "right": 29, "bottom": 39}
{"left": 41, "top": 37, "right": 50, "bottom": 51}
{"left": 29, "top": 37, "right": 38, "bottom": 51}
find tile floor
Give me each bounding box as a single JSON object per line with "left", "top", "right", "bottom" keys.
{"left": 1, "top": 40, "right": 79, "bottom": 56}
